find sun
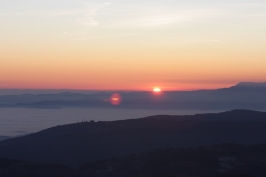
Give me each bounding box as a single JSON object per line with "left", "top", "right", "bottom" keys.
{"left": 153, "top": 88, "right": 161, "bottom": 92}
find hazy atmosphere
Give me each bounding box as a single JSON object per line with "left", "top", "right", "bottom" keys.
{"left": 1, "top": 0, "right": 266, "bottom": 90}
{"left": 1, "top": 1, "right": 266, "bottom": 177}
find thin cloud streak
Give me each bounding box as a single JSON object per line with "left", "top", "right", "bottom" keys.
{"left": 236, "top": 2, "right": 266, "bottom": 7}
{"left": 75, "top": 2, "right": 111, "bottom": 27}
{"left": 109, "top": 8, "right": 221, "bottom": 28}
{"left": 0, "top": 2, "right": 112, "bottom": 28}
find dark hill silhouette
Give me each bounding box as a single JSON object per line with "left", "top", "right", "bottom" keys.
{"left": 79, "top": 143, "right": 266, "bottom": 177}
{"left": 1, "top": 143, "right": 265, "bottom": 177}
{"left": 0, "top": 110, "right": 266, "bottom": 167}
{"left": 0, "top": 136, "right": 10, "bottom": 142}
{"left": 0, "top": 158, "right": 86, "bottom": 177}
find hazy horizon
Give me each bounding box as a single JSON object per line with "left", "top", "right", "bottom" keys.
{"left": 1, "top": 81, "right": 266, "bottom": 95}
{"left": 1, "top": 81, "right": 266, "bottom": 137}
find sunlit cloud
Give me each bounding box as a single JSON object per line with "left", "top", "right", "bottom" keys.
{"left": 0, "top": 2, "right": 111, "bottom": 28}
{"left": 76, "top": 2, "right": 111, "bottom": 27}
{"left": 77, "top": 4, "right": 102, "bottom": 27}
{"left": 109, "top": 8, "right": 221, "bottom": 28}
{"left": 236, "top": 2, "right": 266, "bottom": 7}
{"left": 127, "top": 15, "right": 187, "bottom": 27}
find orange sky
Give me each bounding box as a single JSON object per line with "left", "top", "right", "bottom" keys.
{"left": 1, "top": 1, "right": 266, "bottom": 91}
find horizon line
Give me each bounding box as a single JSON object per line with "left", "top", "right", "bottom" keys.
{"left": 0, "top": 82, "right": 265, "bottom": 93}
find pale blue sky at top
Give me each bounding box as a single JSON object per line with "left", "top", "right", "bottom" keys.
{"left": 1, "top": 0, "right": 266, "bottom": 36}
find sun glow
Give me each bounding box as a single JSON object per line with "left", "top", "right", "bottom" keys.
{"left": 153, "top": 88, "right": 161, "bottom": 92}
{"left": 110, "top": 93, "right": 122, "bottom": 105}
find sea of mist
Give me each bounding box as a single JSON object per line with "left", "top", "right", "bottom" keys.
{"left": 0, "top": 107, "right": 226, "bottom": 137}
{"left": 1, "top": 83, "right": 265, "bottom": 137}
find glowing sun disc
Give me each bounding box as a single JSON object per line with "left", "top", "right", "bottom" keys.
{"left": 153, "top": 88, "right": 161, "bottom": 92}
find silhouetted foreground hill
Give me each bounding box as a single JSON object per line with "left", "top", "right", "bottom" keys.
{"left": 0, "top": 158, "right": 85, "bottom": 177}
{"left": 0, "top": 110, "right": 266, "bottom": 167}
{"left": 79, "top": 143, "right": 266, "bottom": 177}
{"left": 0, "top": 136, "right": 10, "bottom": 142}
{"left": 1, "top": 143, "right": 265, "bottom": 177}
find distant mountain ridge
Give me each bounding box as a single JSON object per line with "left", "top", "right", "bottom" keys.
{"left": 0, "top": 110, "right": 266, "bottom": 167}
{"left": 0, "top": 82, "right": 265, "bottom": 95}
{"left": 226, "top": 82, "right": 266, "bottom": 91}
{"left": 235, "top": 82, "right": 266, "bottom": 87}
{"left": 0, "top": 82, "right": 265, "bottom": 110}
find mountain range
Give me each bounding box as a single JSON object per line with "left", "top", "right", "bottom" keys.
{"left": 0, "top": 82, "right": 265, "bottom": 110}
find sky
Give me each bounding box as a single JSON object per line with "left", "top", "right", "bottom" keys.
{"left": 0, "top": 0, "right": 266, "bottom": 91}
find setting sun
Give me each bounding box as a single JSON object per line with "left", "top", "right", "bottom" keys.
{"left": 153, "top": 88, "right": 162, "bottom": 92}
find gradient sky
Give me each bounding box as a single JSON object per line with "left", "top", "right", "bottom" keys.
{"left": 1, "top": 0, "right": 266, "bottom": 90}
